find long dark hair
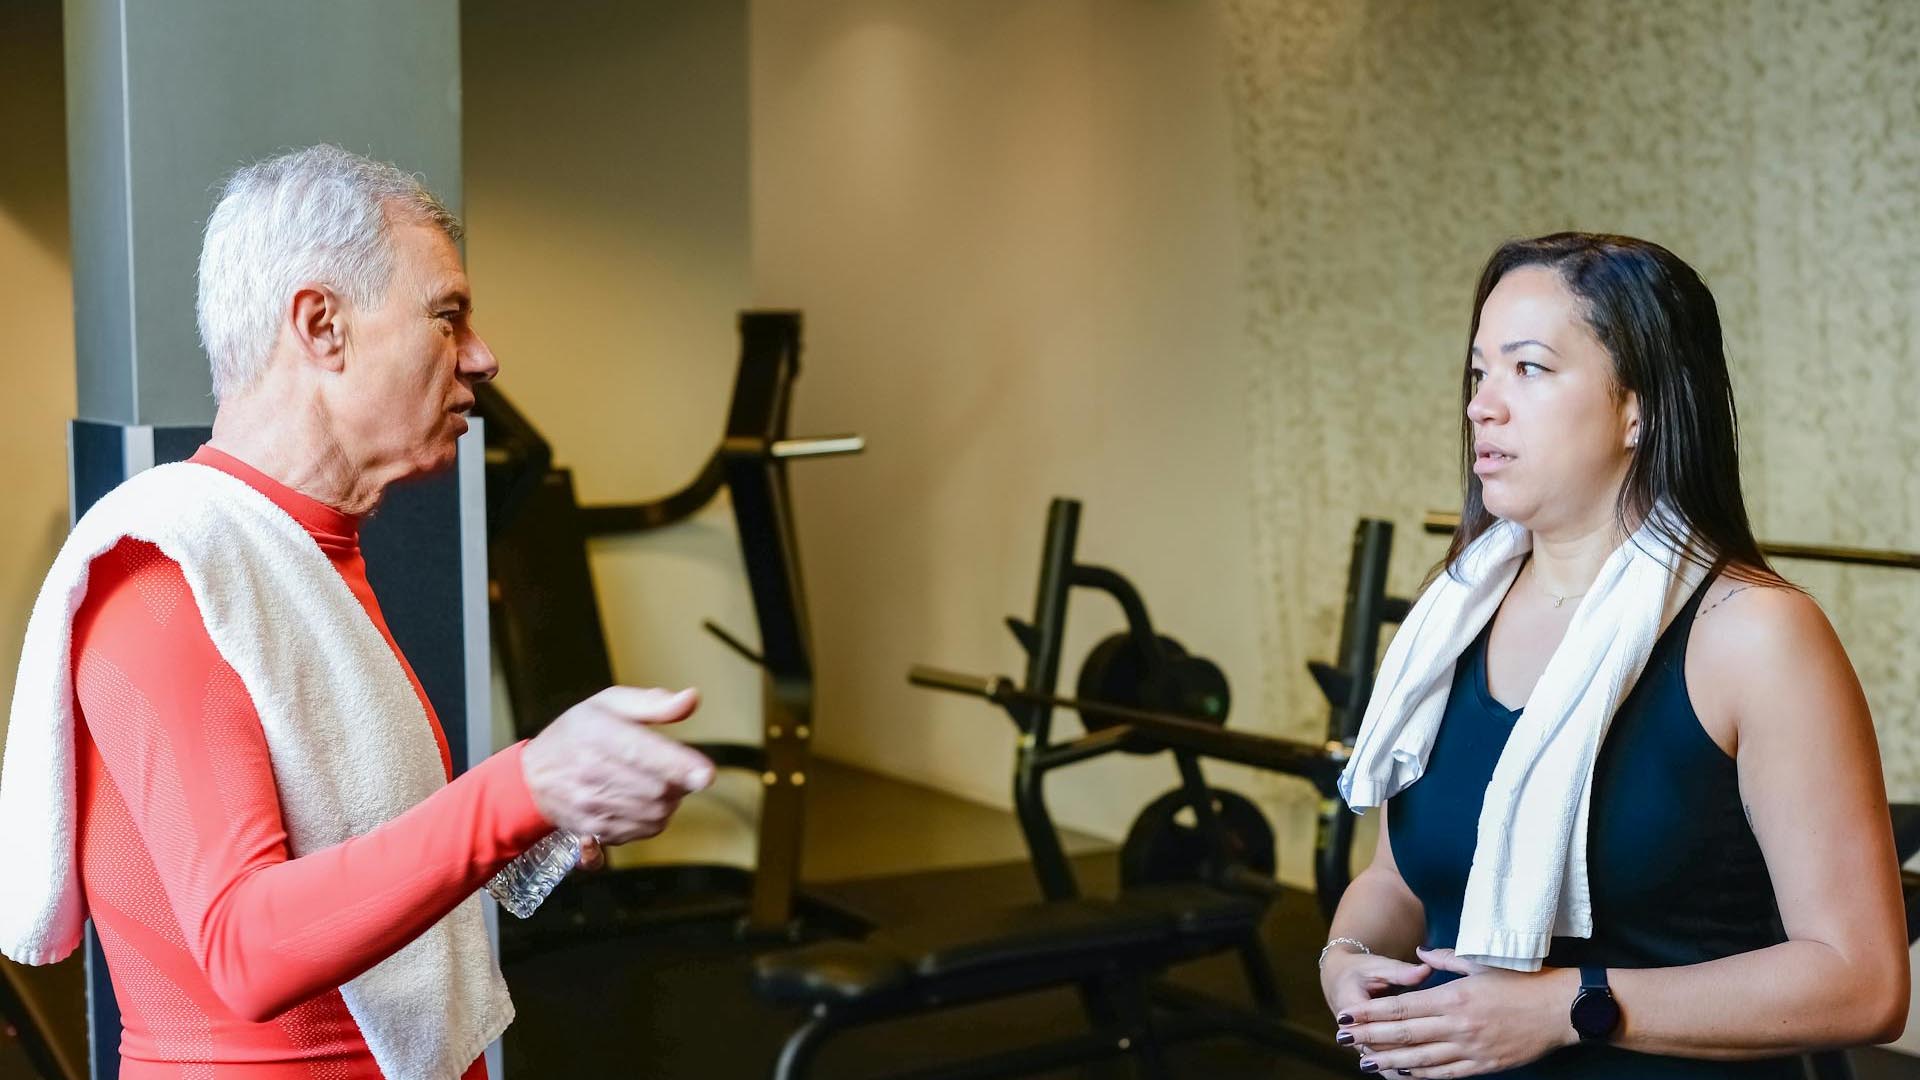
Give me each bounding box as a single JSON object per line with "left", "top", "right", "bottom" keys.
{"left": 1444, "top": 232, "right": 1781, "bottom": 586}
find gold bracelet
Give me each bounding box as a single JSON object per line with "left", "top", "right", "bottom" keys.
{"left": 1318, "top": 936, "right": 1372, "bottom": 970}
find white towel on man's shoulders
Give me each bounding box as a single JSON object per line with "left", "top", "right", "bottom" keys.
{"left": 0, "top": 461, "right": 511, "bottom": 1080}
{"left": 1339, "top": 510, "right": 1708, "bottom": 971}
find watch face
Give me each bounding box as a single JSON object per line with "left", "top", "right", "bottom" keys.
{"left": 1570, "top": 988, "right": 1621, "bottom": 1039}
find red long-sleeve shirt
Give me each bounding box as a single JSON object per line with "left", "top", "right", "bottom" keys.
{"left": 72, "top": 446, "right": 552, "bottom": 1078}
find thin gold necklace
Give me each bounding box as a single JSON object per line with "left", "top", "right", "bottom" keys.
{"left": 1527, "top": 561, "right": 1586, "bottom": 608}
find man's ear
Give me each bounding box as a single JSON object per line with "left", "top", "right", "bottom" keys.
{"left": 288, "top": 285, "right": 348, "bottom": 373}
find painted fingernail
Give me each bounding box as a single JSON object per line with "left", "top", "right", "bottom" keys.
{"left": 1336, "top": 1031, "right": 1355, "bottom": 1046}
{"left": 1359, "top": 1061, "right": 1379, "bottom": 1074}
{"left": 1337, "top": 1012, "right": 1355, "bottom": 1025}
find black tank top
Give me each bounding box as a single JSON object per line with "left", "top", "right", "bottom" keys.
{"left": 1387, "top": 582, "right": 1800, "bottom": 1077}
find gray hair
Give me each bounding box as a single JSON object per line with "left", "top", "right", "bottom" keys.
{"left": 195, "top": 144, "right": 462, "bottom": 401}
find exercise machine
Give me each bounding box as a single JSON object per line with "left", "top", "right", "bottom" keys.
{"left": 478, "top": 310, "right": 863, "bottom": 941}
{"left": 752, "top": 498, "right": 1362, "bottom": 1078}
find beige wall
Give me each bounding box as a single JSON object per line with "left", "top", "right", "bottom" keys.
{"left": 0, "top": 1, "right": 79, "bottom": 765}
{"left": 750, "top": 0, "right": 1272, "bottom": 838}
{"left": 461, "top": 1, "right": 768, "bottom": 862}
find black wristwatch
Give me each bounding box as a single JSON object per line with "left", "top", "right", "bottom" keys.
{"left": 1569, "top": 966, "right": 1621, "bottom": 1042}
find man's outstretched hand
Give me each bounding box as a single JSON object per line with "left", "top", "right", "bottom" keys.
{"left": 520, "top": 686, "right": 715, "bottom": 845}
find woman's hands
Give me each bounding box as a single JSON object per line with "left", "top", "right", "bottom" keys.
{"left": 1335, "top": 948, "right": 1577, "bottom": 1077}
{"left": 1322, "top": 946, "right": 1433, "bottom": 1031}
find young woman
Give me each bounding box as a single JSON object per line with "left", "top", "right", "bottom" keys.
{"left": 1318, "top": 233, "right": 1908, "bottom": 1077}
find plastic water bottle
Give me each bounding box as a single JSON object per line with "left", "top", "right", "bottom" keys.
{"left": 486, "top": 829, "right": 582, "bottom": 918}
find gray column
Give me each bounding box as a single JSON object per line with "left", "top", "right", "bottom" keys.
{"left": 65, "top": 0, "right": 463, "bottom": 425}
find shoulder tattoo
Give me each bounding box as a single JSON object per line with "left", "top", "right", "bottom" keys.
{"left": 1697, "top": 584, "right": 1757, "bottom": 620}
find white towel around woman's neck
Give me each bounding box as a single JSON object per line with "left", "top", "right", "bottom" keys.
{"left": 0, "top": 462, "right": 511, "bottom": 1080}
{"left": 1338, "top": 509, "right": 1708, "bottom": 971}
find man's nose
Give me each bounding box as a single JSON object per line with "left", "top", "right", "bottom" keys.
{"left": 461, "top": 330, "right": 499, "bottom": 383}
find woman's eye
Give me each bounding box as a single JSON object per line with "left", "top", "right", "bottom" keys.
{"left": 1517, "top": 361, "right": 1546, "bottom": 376}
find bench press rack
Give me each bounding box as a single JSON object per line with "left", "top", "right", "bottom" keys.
{"left": 752, "top": 498, "right": 1365, "bottom": 1078}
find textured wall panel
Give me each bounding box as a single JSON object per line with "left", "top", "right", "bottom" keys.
{"left": 1223, "top": 0, "right": 1920, "bottom": 795}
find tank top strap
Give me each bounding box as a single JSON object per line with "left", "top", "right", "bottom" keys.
{"left": 1657, "top": 569, "right": 1719, "bottom": 661}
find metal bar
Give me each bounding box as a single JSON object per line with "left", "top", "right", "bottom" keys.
{"left": 908, "top": 664, "right": 1347, "bottom": 793}
{"left": 1314, "top": 796, "right": 1357, "bottom": 924}
{"left": 909, "top": 665, "right": 999, "bottom": 698}
{"left": 1424, "top": 510, "right": 1920, "bottom": 570}
{"left": 725, "top": 312, "right": 814, "bottom": 936}
{"left": 683, "top": 742, "right": 767, "bottom": 773}
{"left": 703, "top": 619, "right": 766, "bottom": 668}
{"left": 771, "top": 435, "right": 864, "bottom": 459}
{"left": 1757, "top": 541, "right": 1920, "bottom": 571}
{"left": 771, "top": 1011, "right": 835, "bottom": 1080}
{"left": 749, "top": 677, "right": 809, "bottom": 936}
{"left": 1015, "top": 499, "right": 1085, "bottom": 903}
{"left": 1030, "top": 726, "right": 1136, "bottom": 769}
{"left": 1069, "top": 565, "right": 1159, "bottom": 657}
{"left": 1328, "top": 520, "right": 1395, "bottom": 744}
{"left": 577, "top": 454, "right": 726, "bottom": 535}
{"left": 1170, "top": 751, "right": 1232, "bottom": 879}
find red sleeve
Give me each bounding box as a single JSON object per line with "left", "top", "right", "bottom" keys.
{"left": 73, "top": 539, "right": 554, "bottom": 1023}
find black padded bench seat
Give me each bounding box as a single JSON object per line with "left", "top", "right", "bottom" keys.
{"left": 753, "top": 940, "right": 913, "bottom": 1006}
{"left": 753, "top": 887, "right": 1265, "bottom": 1010}
{"left": 756, "top": 898, "right": 1166, "bottom": 1007}
{"left": 1116, "top": 882, "right": 1268, "bottom": 938}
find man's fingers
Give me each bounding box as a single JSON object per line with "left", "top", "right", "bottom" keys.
{"left": 660, "top": 742, "right": 715, "bottom": 791}
{"left": 595, "top": 686, "right": 700, "bottom": 726}
{"left": 600, "top": 817, "right": 669, "bottom": 844}
{"left": 526, "top": 688, "right": 716, "bottom": 840}
{"left": 612, "top": 726, "right": 715, "bottom": 792}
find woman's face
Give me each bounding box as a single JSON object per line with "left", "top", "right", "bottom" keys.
{"left": 1467, "top": 266, "right": 1639, "bottom": 536}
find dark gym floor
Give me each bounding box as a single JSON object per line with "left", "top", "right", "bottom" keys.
{"left": 499, "top": 760, "right": 1920, "bottom": 1080}
{"left": 499, "top": 757, "right": 1357, "bottom": 1078}
{"left": 5, "top": 758, "right": 1918, "bottom": 1077}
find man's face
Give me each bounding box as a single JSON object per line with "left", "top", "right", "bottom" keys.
{"left": 329, "top": 214, "right": 498, "bottom": 479}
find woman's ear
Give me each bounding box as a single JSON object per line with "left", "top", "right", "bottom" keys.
{"left": 1624, "top": 391, "right": 1642, "bottom": 450}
